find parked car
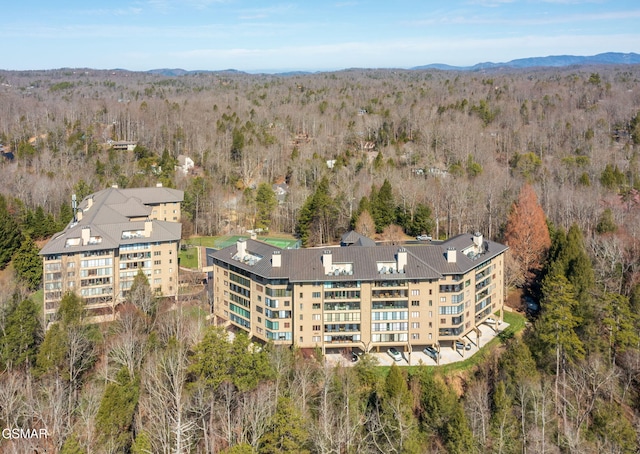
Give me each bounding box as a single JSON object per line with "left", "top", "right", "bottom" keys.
{"left": 351, "top": 352, "right": 359, "bottom": 362}
{"left": 455, "top": 341, "right": 472, "bottom": 351}
{"left": 416, "top": 235, "right": 433, "bottom": 241}
{"left": 524, "top": 296, "right": 540, "bottom": 313}
{"left": 387, "top": 347, "right": 402, "bottom": 362}
{"left": 423, "top": 346, "right": 439, "bottom": 361}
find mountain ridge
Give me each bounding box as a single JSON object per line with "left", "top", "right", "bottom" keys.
{"left": 411, "top": 52, "right": 640, "bottom": 71}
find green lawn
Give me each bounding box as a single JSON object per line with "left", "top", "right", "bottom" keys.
{"left": 179, "top": 247, "right": 199, "bottom": 268}
{"left": 433, "top": 310, "right": 527, "bottom": 374}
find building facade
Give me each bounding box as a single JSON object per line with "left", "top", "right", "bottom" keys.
{"left": 40, "top": 185, "right": 183, "bottom": 324}
{"left": 209, "top": 232, "right": 508, "bottom": 354}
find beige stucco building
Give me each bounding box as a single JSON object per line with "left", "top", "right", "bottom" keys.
{"left": 209, "top": 232, "right": 508, "bottom": 354}
{"left": 40, "top": 185, "right": 183, "bottom": 324}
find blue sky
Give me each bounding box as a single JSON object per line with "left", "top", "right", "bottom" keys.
{"left": 3, "top": 0, "right": 639, "bottom": 72}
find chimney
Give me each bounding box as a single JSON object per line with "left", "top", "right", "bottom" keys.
{"left": 446, "top": 247, "right": 457, "bottom": 263}
{"left": 144, "top": 219, "right": 153, "bottom": 237}
{"left": 322, "top": 250, "right": 333, "bottom": 275}
{"left": 272, "top": 251, "right": 281, "bottom": 268}
{"left": 473, "top": 232, "right": 483, "bottom": 249}
{"left": 87, "top": 196, "right": 93, "bottom": 210}
{"left": 396, "top": 248, "right": 407, "bottom": 272}
{"left": 237, "top": 238, "right": 247, "bottom": 259}
{"left": 81, "top": 227, "right": 91, "bottom": 245}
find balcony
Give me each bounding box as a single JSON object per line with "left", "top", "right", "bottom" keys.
{"left": 324, "top": 303, "right": 361, "bottom": 311}
{"left": 372, "top": 290, "right": 408, "bottom": 299}
{"left": 372, "top": 300, "right": 408, "bottom": 310}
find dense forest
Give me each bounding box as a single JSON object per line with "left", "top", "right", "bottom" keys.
{"left": 1, "top": 64, "right": 640, "bottom": 452}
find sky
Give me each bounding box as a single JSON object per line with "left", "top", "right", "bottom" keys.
{"left": 3, "top": 0, "right": 639, "bottom": 72}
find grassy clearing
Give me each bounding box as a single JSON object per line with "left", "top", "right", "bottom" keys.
{"left": 179, "top": 247, "right": 199, "bottom": 268}
{"left": 434, "top": 311, "right": 527, "bottom": 375}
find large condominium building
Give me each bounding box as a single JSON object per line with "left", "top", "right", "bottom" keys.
{"left": 40, "top": 185, "right": 183, "bottom": 324}
{"left": 209, "top": 232, "right": 508, "bottom": 354}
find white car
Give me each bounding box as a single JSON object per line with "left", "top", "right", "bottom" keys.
{"left": 416, "top": 235, "right": 432, "bottom": 241}
{"left": 484, "top": 317, "right": 499, "bottom": 325}
{"left": 387, "top": 348, "right": 402, "bottom": 362}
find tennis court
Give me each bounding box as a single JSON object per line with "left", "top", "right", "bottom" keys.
{"left": 213, "top": 235, "right": 300, "bottom": 250}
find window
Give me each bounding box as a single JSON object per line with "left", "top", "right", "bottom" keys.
{"left": 67, "top": 262, "right": 75, "bottom": 268}
{"left": 313, "top": 336, "right": 321, "bottom": 342}
{"left": 411, "top": 289, "right": 420, "bottom": 296}
{"left": 284, "top": 323, "right": 290, "bottom": 328}
{"left": 429, "top": 289, "right": 432, "bottom": 295}
{"left": 440, "top": 297, "right": 446, "bottom": 302}
{"left": 411, "top": 322, "right": 420, "bottom": 329}
{"left": 411, "top": 300, "right": 420, "bottom": 306}
{"left": 299, "top": 292, "right": 303, "bottom": 298}
{"left": 169, "top": 259, "right": 172, "bottom": 264}
{"left": 411, "top": 311, "right": 420, "bottom": 318}
{"left": 299, "top": 337, "right": 303, "bottom": 343}
{"left": 256, "top": 284, "right": 263, "bottom": 292}
{"left": 429, "top": 322, "right": 432, "bottom": 328}
{"left": 429, "top": 300, "right": 433, "bottom": 306}
{"left": 411, "top": 333, "right": 420, "bottom": 340}
{"left": 312, "top": 303, "right": 321, "bottom": 309}
{"left": 441, "top": 318, "right": 446, "bottom": 324}
{"left": 299, "top": 326, "right": 303, "bottom": 332}
{"left": 312, "top": 292, "right": 321, "bottom": 298}
{"left": 154, "top": 251, "right": 161, "bottom": 256}
{"left": 285, "top": 301, "right": 290, "bottom": 307}
{"left": 154, "top": 260, "right": 161, "bottom": 265}
{"left": 299, "top": 314, "right": 303, "bottom": 320}
{"left": 258, "top": 317, "right": 262, "bottom": 323}
{"left": 313, "top": 325, "right": 321, "bottom": 331}
{"left": 312, "top": 314, "right": 321, "bottom": 321}
{"left": 300, "top": 303, "right": 303, "bottom": 310}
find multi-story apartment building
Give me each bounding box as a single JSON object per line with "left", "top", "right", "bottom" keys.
{"left": 40, "top": 185, "right": 183, "bottom": 324}
{"left": 209, "top": 232, "right": 508, "bottom": 354}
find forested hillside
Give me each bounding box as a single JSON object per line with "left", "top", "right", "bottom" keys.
{"left": 1, "top": 65, "right": 640, "bottom": 453}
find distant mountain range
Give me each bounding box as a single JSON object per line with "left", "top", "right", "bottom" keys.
{"left": 411, "top": 52, "right": 640, "bottom": 71}
{"left": 144, "top": 52, "right": 640, "bottom": 77}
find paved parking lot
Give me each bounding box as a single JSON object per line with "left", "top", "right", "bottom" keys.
{"left": 326, "top": 321, "right": 507, "bottom": 367}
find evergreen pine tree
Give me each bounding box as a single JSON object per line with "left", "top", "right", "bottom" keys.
{"left": 0, "top": 297, "right": 42, "bottom": 369}
{"left": 12, "top": 235, "right": 43, "bottom": 290}
{"left": 0, "top": 194, "right": 23, "bottom": 269}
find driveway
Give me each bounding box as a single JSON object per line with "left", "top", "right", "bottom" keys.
{"left": 325, "top": 321, "right": 508, "bottom": 367}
